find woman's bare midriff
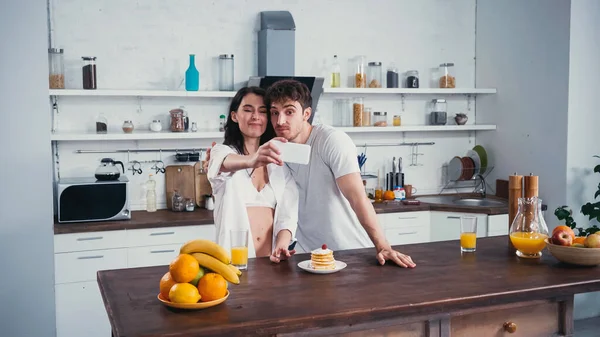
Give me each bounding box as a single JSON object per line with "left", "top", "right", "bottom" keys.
{"left": 247, "top": 206, "right": 274, "bottom": 257}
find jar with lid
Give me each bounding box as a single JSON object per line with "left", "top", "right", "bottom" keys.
{"left": 219, "top": 114, "right": 226, "bottom": 132}
{"left": 439, "top": 63, "right": 456, "bottom": 88}
{"left": 48, "top": 48, "right": 65, "bottom": 89}
{"left": 185, "top": 198, "right": 196, "bottom": 212}
{"left": 171, "top": 190, "right": 185, "bottom": 212}
{"left": 386, "top": 64, "right": 399, "bottom": 88}
{"left": 362, "top": 107, "right": 372, "bottom": 126}
{"left": 150, "top": 120, "right": 162, "bottom": 132}
{"left": 406, "top": 70, "right": 419, "bottom": 88}
{"left": 352, "top": 97, "right": 364, "bottom": 127}
{"left": 122, "top": 120, "right": 134, "bottom": 133}
{"left": 218, "top": 54, "right": 234, "bottom": 91}
{"left": 430, "top": 99, "right": 448, "bottom": 125}
{"left": 367, "top": 62, "right": 382, "bottom": 88}
{"left": 96, "top": 114, "right": 108, "bottom": 134}
{"left": 82, "top": 56, "right": 97, "bottom": 90}
{"left": 354, "top": 56, "right": 367, "bottom": 88}
{"left": 373, "top": 112, "right": 388, "bottom": 127}
{"left": 191, "top": 122, "right": 198, "bottom": 132}
{"left": 393, "top": 115, "right": 402, "bottom": 126}
{"left": 169, "top": 108, "right": 185, "bottom": 132}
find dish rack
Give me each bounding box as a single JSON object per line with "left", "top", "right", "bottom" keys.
{"left": 439, "top": 165, "right": 495, "bottom": 195}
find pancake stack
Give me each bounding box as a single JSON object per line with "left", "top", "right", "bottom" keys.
{"left": 310, "top": 244, "right": 336, "bottom": 270}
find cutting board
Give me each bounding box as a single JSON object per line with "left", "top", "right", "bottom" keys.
{"left": 194, "top": 161, "right": 212, "bottom": 207}
{"left": 165, "top": 165, "right": 195, "bottom": 210}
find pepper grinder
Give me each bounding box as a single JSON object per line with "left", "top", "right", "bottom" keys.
{"left": 508, "top": 173, "right": 523, "bottom": 251}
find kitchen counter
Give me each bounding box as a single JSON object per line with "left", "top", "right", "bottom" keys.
{"left": 54, "top": 194, "right": 508, "bottom": 234}
{"left": 97, "top": 236, "right": 600, "bottom": 337}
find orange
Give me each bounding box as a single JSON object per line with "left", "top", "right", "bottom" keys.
{"left": 383, "top": 190, "right": 395, "bottom": 201}
{"left": 159, "top": 272, "right": 177, "bottom": 300}
{"left": 197, "top": 273, "right": 228, "bottom": 302}
{"left": 169, "top": 283, "right": 201, "bottom": 304}
{"left": 552, "top": 225, "right": 575, "bottom": 240}
{"left": 169, "top": 254, "right": 200, "bottom": 283}
{"left": 573, "top": 237, "right": 586, "bottom": 245}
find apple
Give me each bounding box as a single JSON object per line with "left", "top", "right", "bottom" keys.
{"left": 189, "top": 267, "right": 205, "bottom": 287}
{"left": 552, "top": 229, "right": 574, "bottom": 246}
{"left": 584, "top": 233, "right": 600, "bottom": 248}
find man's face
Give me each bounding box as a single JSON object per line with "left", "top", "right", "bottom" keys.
{"left": 269, "top": 100, "right": 311, "bottom": 142}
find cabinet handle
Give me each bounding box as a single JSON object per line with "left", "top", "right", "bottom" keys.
{"left": 447, "top": 216, "right": 461, "bottom": 220}
{"left": 77, "top": 236, "right": 103, "bottom": 241}
{"left": 150, "top": 249, "right": 175, "bottom": 254}
{"left": 397, "top": 216, "right": 417, "bottom": 220}
{"left": 149, "top": 231, "right": 175, "bottom": 236}
{"left": 503, "top": 321, "right": 517, "bottom": 333}
{"left": 397, "top": 231, "right": 418, "bottom": 236}
{"left": 77, "top": 255, "right": 104, "bottom": 260}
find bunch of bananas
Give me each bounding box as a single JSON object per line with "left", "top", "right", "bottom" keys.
{"left": 179, "top": 239, "right": 241, "bottom": 284}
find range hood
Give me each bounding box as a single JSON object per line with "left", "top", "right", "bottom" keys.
{"left": 248, "top": 11, "right": 324, "bottom": 124}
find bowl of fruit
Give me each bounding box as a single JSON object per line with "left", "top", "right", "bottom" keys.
{"left": 545, "top": 226, "right": 600, "bottom": 266}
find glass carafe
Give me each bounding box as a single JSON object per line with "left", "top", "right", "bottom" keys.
{"left": 509, "top": 196, "right": 549, "bottom": 258}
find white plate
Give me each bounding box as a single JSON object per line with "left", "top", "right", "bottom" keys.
{"left": 466, "top": 149, "right": 481, "bottom": 177}
{"left": 297, "top": 260, "right": 347, "bottom": 274}
{"left": 447, "top": 156, "right": 463, "bottom": 181}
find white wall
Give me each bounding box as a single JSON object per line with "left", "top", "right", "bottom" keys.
{"left": 50, "top": 0, "right": 482, "bottom": 210}
{"left": 567, "top": 0, "right": 600, "bottom": 321}
{"left": 0, "top": 0, "right": 57, "bottom": 336}
{"left": 474, "top": 0, "right": 571, "bottom": 230}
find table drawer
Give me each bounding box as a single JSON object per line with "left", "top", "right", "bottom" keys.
{"left": 451, "top": 301, "right": 560, "bottom": 337}
{"left": 54, "top": 230, "right": 127, "bottom": 253}
{"left": 128, "top": 244, "right": 181, "bottom": 268}
{"left": 55, "top": 248, "right": 128, "bottom": 284}
{"left": 126, "top": 225, "right": 216, "bottom": 248}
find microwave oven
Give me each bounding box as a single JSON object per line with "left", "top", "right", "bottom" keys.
{"left": 57, "top": 177, "right": 131, "bottom": 223}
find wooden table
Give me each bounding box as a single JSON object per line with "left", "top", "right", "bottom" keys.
{"left": 97, "top": 236, "right": 600, "bottom": 336}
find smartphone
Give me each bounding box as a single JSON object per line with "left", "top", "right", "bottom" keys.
{"left": 272, "top": 140, "right": 311, "bottom": 165}
{"left": 288, "top": 239, "right": 297, "bottom": 251}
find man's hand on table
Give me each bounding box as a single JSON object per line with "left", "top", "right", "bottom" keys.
{"left": 376, "top": 246, "right": 416, "bottom": 268}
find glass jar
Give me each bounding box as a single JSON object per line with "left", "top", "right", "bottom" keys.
{"left": 354, "top": 56, "right": 367, "bottom": 88}
{"left": 362, "top": 107, "right": 372, "bottom": 126}
{"left": 373, "top": 112, "right": 388, "bottom": 127}
{"left": 191, "top": 122, "right": 198, "bottom": 132}
{"left": 185, "top": 198, "right": 195, "bottom": 212}
{"left": 439, "top": 63, "right": 455, "bottom": 88}
{"left": 122, "top": 120, "right": 134, "bottom": 133}
{"left": 219, "top": 114, "right": 226, "bottom": 132}
{"left": 82, "top": 56, "right": 97, "bottom": 90}
{"left": 169, "top": 108, "right": 185, "bottom": 132}
{"left": 393, "top": 115, "right": 401, "bottom": 126}
{"left": 430, "top": 99, "right": 447, "bottom": 125}
{"left": 171, "top": 191, "right": 185, "bottom": 212}
{"left": 352, "top": 97, "right": 364, "bottom": 127}
{"left": 48, "top": 48, "right": 65, "bottom": 89}
{"left": 367, "top": 62, "right": 382, "bottom": 88}
{"left": 96, "top": 114, "right": 108, "bottom": 134}
{"left": 150, "top": 120, "right": 162, "bottom": 132}
{"left": 386, "top": 64, "right": 399, "bottom": 88}
{"left": 406, "top": 70, "right": 419, "bottom": 88}
{"left": 509, "top": 196, "right": 549, "bottom": 259}
{"left": 218, "top": 54, "right": 234, "bottom": 91}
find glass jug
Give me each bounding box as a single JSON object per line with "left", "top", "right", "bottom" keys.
{"left": 509, "top": 196, "right": 549, "bottom": 258}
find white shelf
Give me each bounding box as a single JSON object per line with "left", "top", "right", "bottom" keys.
{"left": 338, "top": 125, "right": 497, "bottom": 132}
{"left": 49, "top": 89, "right": 236, "bottom": 98}
{"left": 323, "top": 88, "right": 497, "bottom": 95}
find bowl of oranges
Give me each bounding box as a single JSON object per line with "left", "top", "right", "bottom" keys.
{"left": 545, "top": 226, "right": 600, "bottom": 266}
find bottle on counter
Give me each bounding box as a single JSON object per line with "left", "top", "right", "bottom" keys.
{"left": 146, "top": 174, "right": 157, "bottom": 212}
{"left": 185, "top": 54, "right": 199, "bottom": 91}
{"left": 219, "top": 114, "right": 226, "bottom": 132}
{"left": 330, "top": 55, "right": 341, "bottom": 88}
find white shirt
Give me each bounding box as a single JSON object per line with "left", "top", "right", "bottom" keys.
{"left": 286, "top": 125, "right": 373, "bottom": 253}
{"left": 207, "top": 144, "right": 298, "bottom": 258}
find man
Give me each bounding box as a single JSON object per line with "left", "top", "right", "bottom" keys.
{"left": 208, "top": 80, "right": 415, "bottom": 268}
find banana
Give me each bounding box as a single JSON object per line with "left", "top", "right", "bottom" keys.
{"left": 191, "top": 253, "right": 240, "bottom": 285}
{"left": 180, "top": 239, "right": 231, "bottom": 264}
{"left": 228, "top": 264, "right": 242, "bottom": 276}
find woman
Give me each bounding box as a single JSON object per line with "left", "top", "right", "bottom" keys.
{"left": 207, "top": 86, "right": 298, "bottom": 262}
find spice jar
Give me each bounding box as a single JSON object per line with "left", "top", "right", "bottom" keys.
{"left": 169, "top": 108, "right": 185, "bottom": 132}
{"left": 48, "top": 48, "right": 65, "bottom": 89}
{"left": 362, "top": 107, "right": 372, "bottom": 126}
{"left": 373, "top": 112, "right": 388, "bottom": 127}
{"left": 406, "top": 70, "right": 419, "bottom": 88}
{"left": 82, "top": 56, "right": 97, "bottom": 90}
{"left": 122, "top": 120, "right": 134, "bottom": 133}
{"left": 218, "top": 54, "right": 234, "bottom": 91}
{"left": 191, "top": 122, "right": 198, "bottom": 132}
{"left": 367, "top": 62, "right": 382, "bottom": 88}
{"left": 386, "top": 64, "right": 399, "bottom": 88}
{"left": 430, "top": 99, "right": 448, "bottom": 125}
{"left": 439, "top": 63, "right": 456, "bottom": 88}
{"left": 150, "top": 120, "right": 162, "bottom": 132}
{"left": 393, "top": 115, "right": 402, "bottom": 126}
{"left": 96, "top": 114, "right": 108, "bottom": 134}
{"left": 219, "top": 114, "right": 226, "bottom": 132}
{"left": 354, "top": 56, "right": 367, "bottom": 88}
{"left": 352, "top": 97, "right": 364, "bottom": 127}
{"left": 171, "top": 191, "right": 185, "bottom": 212}
{"left": 185, "top": 198, "right": 195, "bottom": 212}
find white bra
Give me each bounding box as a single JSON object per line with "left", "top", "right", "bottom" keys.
{"left": 243, "top": 173, "right": 277, "bottom": 209}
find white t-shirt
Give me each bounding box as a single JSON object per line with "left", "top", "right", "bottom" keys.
{"left": 286, "top": 124, "right": 373, "bottom": 252}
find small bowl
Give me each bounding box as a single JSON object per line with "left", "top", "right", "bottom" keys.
{"left": 189, "top": 152, "right": 200, "bottom": 161}
{"left": 175, "top": 153, "right": 189, "bottom": 162}
{"left": 455, "top": 114, "right": 468, "bottom": 125}
{"left": 544, "top": 239, "right": 600, "bottom": 266}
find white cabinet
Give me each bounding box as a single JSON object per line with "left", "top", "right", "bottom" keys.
{"left": 430, "top": 212, "right": 489, "bottom": 242}
{"left": 378, "top": 211, "right": 431, "bottom": 246}
{"left": 55, "top": 281, "right": 112, "bottom": 337}
{"left": 54, "top": 248, "right": 128, "bottom": 284}
{"left": 127, "top": 244, "right": 181, "bottom": 268}
{"left": 488, "top": 214, "right": 509, "bottom": 236}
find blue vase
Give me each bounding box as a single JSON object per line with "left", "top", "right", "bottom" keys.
{"left": 185, "top": 54, "right": 199, "bottom": 91}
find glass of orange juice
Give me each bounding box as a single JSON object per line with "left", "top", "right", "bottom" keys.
{"left": 230, "top": 229, "right": 249, "bottom": 270}
{"left": 460, "top": 216, "right": 478, "bottom": 253}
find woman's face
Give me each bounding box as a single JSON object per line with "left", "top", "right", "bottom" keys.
{"left": 231, "top": 93, "right": 268, "bottom": 139}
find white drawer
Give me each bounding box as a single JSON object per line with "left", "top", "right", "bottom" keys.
{"left": 126, "top": 225, "right": 216, "bottom": 247}
{"left": 127, "top": 244, "right": 181, "bottom": 268}
{"left": 488, "top": 214, "right": 509, "bottom": 234}
{"left": 379, "top": 211, "right": 430, "bottom": 229}
{"left": 54, "top": 230, "right": 127, "bottom": 253}
{"left": 54, "top": 248, "right": 128, "bottom": 284}
{"left": 385, "top": 226, "right": 429, "bottom": 246}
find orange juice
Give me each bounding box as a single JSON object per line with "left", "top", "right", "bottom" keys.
{"left": 510, "top": 232, "right": 548, "bottom": 256}
{"left": 231, "top": 246, "right": 248, "bottom": 266}
{"left": 460, "top": 232, "right": 477, "bottom": 250}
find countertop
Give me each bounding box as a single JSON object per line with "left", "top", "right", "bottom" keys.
{"left": 54, "top": 193, "right": 508, "bottom": 234}
{"left": 97, "top": 236, "right": 600, "bottom": 337}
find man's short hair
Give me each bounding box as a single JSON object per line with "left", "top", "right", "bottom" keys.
{"left": 265, "top": 79, "right": 313, "bottom": 111}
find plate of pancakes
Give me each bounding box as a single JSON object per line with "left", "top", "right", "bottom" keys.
{"left": 298, "top": 244, "right": 347, "bottom": 274}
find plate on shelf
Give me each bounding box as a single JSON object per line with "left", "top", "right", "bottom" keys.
{"left": 448, "top": 156, "right": 463, "bottom": 181}
{"left": 473, "top": 145, "right": 488, "bottom": 174}
{"left": 157, "top": 291, "right": 229, "bottom": 310}
{"left": 298, "top": 260, "right": 347, "bottom": 274}
{"left": 467, "top": 149, "right": 481, "bottom": 177}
